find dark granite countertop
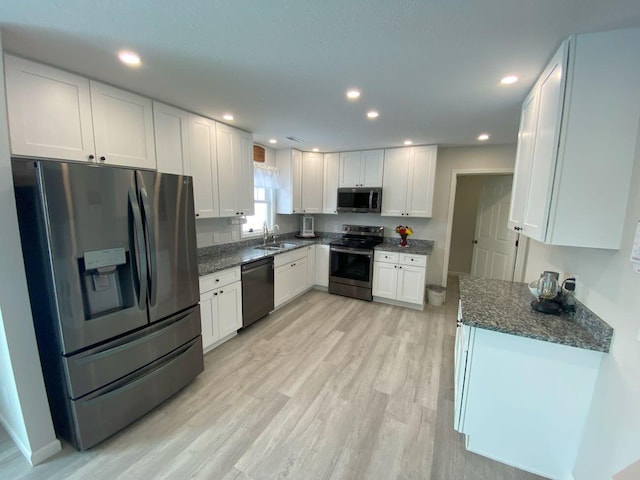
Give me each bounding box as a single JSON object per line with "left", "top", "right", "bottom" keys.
{"left": 197, "top": 234, "right": 338, "bottom": 276}
{"left": 376, "top": 238, "right": 434, "bottom": 256}
{"left": 459, "top": 275, "right": 613, "bottom": 353}
{"left": 198, "top": 232, "right": 435, "bottom": 276}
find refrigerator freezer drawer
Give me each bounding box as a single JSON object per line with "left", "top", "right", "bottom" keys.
{"left": 69, "top": 335, "right": 204, "bottom": 450}
{"left": 64, "top": 305, "right": 201, "bottom": 399}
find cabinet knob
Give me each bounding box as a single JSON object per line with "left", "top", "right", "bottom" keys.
{"left": 196, "top": 213, "right": 200, "bottom": 217}
{"left": 99, "top": 156, "right": 106, "bottom": 162}
{"left": 215, "top": 279, "right": 220, "bottom": 282}
{"left": 214, "top": 292, "right": 218, "bottom": 296}
{"left": 220, "top": 290, "right": 223, "bottom": 294}
{"left": 472, "top": 240, "right": 478, "bottom": 244}
{"left": 88, "top": 154, "right": 95, "bottom": 161}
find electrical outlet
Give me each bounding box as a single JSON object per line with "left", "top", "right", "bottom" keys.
{"left": 231, "top": 230, "right": 239, "bottom": 241}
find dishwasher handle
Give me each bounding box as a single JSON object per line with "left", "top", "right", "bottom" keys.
{"left": 241, "top": 257, "right": 274, "bottom": 274}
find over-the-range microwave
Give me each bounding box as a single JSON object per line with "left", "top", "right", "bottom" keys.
{"left": 337, "top": 187, "right": 382, "bottom": 213}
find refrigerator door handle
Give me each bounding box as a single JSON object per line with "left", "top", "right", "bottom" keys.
{"left": 137, "top": 173, "right": 158, "bottom": 307}
{"left": 128, "top": 187, "right": 148, "bottom": 309}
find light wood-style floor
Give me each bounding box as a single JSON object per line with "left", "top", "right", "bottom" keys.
{"left": 0, "top": 277, "right": 546, "bottom": 479}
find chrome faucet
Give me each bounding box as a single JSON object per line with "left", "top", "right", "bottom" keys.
{"left": 262, "top": 221, "right": 269, "bottom": 245}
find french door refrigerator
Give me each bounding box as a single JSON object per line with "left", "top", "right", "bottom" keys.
{"left": 12, "top": 158, "right": 203, "bottom": 450}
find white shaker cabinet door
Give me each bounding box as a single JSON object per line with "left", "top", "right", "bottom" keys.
{"left": 521, "top": 46, "right": 566, "bottom": 242}
{"left": 361, "top": 149, "right": 384, "bottom": 187}
{"left": 217, "top": 282, "right": 243, "bottom": 339}
{"left": 396, "top": 264, "right": 426, "bottom": 304}
{"left": 339, "top": 151, "right": 363, "bottom": 187}
{"left": 372, "top": 261, "right": 398, "bottom": 299}
{"left": 508, "top": 89, "right": 538, "bottom": 231}
{"left": 301, "top": 152, "right": 324, "bottom": 213}
{"left": 381, "top": 148, "right": 409, "bottom": 216}
{"left": 90, "top": 81, "right": 156, "bottom": 170}
{"left": 315, "top": 245, "right": 330, "bottom": 287}
{"left": 406, "top": 146, "right": 437, "bottom": 217}
{"left": 189, "top": 114, "right": 219, "bottom": 218}
{"left": 153, "top": 102, "right": 190, "bottom": 175}
{"left": 323, "top": 153, "right": 340, "bottom": 214}
{"left": 4, "top": 54, "right": 96, "bottom": 162}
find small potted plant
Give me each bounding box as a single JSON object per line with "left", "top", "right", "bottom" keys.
{"left": 395, "top": 225, "right": 413, "bottom": 247}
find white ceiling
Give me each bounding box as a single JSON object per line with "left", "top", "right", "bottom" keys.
{"left": 1, "top": 1, "right": 640, "bottom": 152}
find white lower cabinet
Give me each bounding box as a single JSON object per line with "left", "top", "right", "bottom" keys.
{"left": 199, "top": 267, "right": 242, "bottom": 352}
{"left": 274, "top": 248, "right": 309, "bottom": 308}
{"left": 372, "top": 251, "right": 427, "bottom": 307}
{"left": 315, "top": 244, "right": 330, "bottom": 287}
{"left": 454, "top": 315, "right": 603, "bottom": 479}
{"left": 305, "top": 245, "right": 316, "bottom": 289}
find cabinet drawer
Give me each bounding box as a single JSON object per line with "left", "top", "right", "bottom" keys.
{"left": 274, "top": 247, "right": 306, "bottom": 267}
{"left": 399, "top": 254, "right": 426, "bottom": 267}
{"left": 199, "top": 267, "right": 240, "bottom": 292}
{"left": 375, "top": 251, "right": 399, "bottom": 264}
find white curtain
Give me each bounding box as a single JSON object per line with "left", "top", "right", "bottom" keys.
{"left": 254, "top": 164, "right": 280, "bottom": 189}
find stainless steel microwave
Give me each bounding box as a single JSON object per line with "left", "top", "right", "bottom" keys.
{"left": 337, "top": 187, "right": 382, "bottom": 213}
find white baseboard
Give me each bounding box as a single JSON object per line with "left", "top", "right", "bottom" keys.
{"left": 0, "top": 411, "right": 61, "bottom": 466}
{"left": 30, "top": 438, "right": 62, "bottom": 466}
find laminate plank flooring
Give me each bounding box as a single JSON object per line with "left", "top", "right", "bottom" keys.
{"left": 0, "top": 276, "right": 546, "bottom": 480}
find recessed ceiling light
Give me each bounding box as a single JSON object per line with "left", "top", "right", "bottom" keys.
{"left": 477, "top": 133, "right": 490, "bottom": 141}
{"left": 367, "top": 110, "right": 379, "bottom": 119}
{"left": 500, "top": 75, "right": 519, "bottom": 85}
{"left": 312, "top": 148, "right": 319, "bottom": 152}
{"left": 404, "top": 140, "right": 413, "bottom": 145}
{"left": 346, "top": 89, "right": 361, "bottom": 99}
{"left": 222, "top": 114, "right": 234, "bottom": 121}
{"left": 118, "top": 50, "right": 141, "bottom": 66}
{"left": 268, "top": 139, "right": 277, "bottom": 144}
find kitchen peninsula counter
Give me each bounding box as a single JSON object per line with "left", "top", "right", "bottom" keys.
{"left": 458, "top": 275, "right": 613, "bottom": 353}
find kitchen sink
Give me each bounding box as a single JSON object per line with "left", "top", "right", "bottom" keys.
{"left": 254, "top": 242, "right": 298, "bottom": 251}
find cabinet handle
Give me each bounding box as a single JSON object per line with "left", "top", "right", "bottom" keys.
{"left": 216, "top": 279, "right": 220, "bottom": 282}
{"left": 399, "top": 266, "right": 402, "bottom": 269}
{"left": 394, "top": 265, "right": 397, "bottom": 268}
{"left": 99, "top": 156, "right": 106, "bottom": 162}
{"left": 88, "top": 154, "right": 95, "bottom": 161}
{"left": 220, "top": 290, "right": 223, "bottom": 294}
{"left": 196, "top": 213, "right": 200, "bottom": 217}
{"left": 214, "top": 292, "right": 218, "bottom": 296}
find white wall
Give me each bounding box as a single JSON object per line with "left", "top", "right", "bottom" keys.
{"left": 196, "top": 145, "right": 299, "bottom": 247}
{"left": 0, "top": 39, "right": 61, "bottom": 464}
{"left": 523, "top": 125, "right": 640, "bottom": 479}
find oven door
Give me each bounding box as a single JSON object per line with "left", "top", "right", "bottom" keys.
{"left": 329, "top": 246, "right": 374, "bottom": 288}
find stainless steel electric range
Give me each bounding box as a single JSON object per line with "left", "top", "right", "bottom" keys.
{"left": 329, "top": 225, "right": 384, "bottom": 301}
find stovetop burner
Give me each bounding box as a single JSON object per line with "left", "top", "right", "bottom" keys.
{"left": 330, "top": 224, "right": 385, "bottom": 250}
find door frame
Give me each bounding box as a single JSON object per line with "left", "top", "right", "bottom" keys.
{"left": 442, "top": 168, "right": 529, "bottom": 286}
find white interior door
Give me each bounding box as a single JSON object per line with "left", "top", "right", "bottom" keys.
{"left": 471, "top": 176, "right": 517, "bottom": 280}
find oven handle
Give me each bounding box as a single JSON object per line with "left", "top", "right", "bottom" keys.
{"left": 369, "top": 190, "right": 374, "bottom": 210}
{"left": 331, "top": 247, "right": 373, "bottom": 257}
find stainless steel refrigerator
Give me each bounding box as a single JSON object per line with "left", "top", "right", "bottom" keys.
{"left": 12, "top": 158, "right": 204, "bottom": 450}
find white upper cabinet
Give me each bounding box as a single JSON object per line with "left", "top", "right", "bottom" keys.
{"left": 382, "top": 145, "right": 437, "bottom": 217}
{"left": 339, "top": 149, "right": 384, "bottom": 187}
{"left": 4, "top": 54, "right": 96, "bottom": 162}
{"left": 323, "top": 153, "right": 339, "bottom": 214}
{"left": 189, "top": 114, "right": 219, "bottom": 218}
{"left": 276, "top": 148, "right": 303, "bottom": 214}
{"left": 507, "top": 89, "right": 538, "bottom": 231}
{"left": 301, "top": 152, "right": 324, "bottom": 214}
{"left": 4, "top": 55, "right": 158, "bottom": 169}
{"left": 216, "top": 123, "right": 254, "bottom": 217}
{"left": 509, "top": 28, "right": 640, "bottom": 249}
{"left": 89, "top": 81, "right": 156, "bottom": 170}
{"left": 152, "top": 102, "right": 190, "bottom": 175}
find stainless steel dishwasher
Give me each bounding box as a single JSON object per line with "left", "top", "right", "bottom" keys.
{"left": 241, "top": 256, "right": 274, "bottom": 328}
